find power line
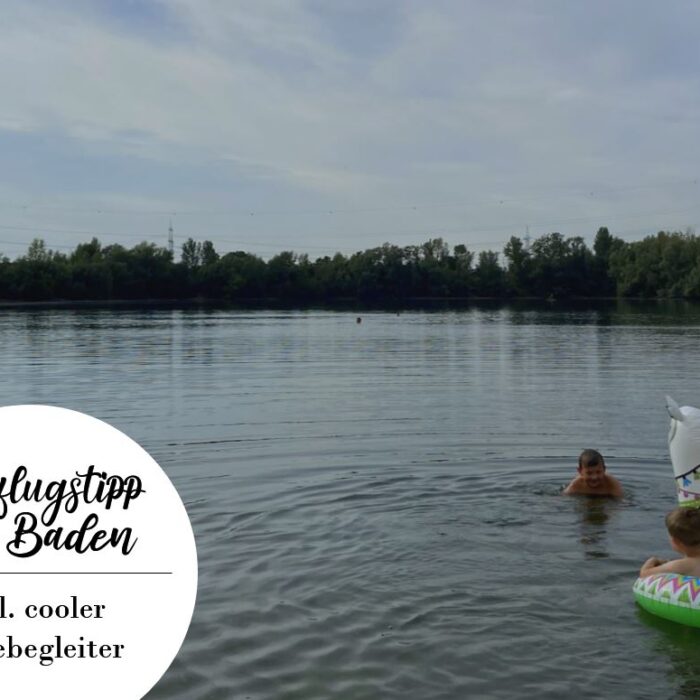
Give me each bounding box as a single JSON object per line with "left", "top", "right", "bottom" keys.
{"left": 1, "top": 203, "right": 699, "bottom": 249}
{"left": 1, "top": 177, "right": 697, "bottom": 219}
{"left": 0, "top": 223, "right": 697, "bottom": 261}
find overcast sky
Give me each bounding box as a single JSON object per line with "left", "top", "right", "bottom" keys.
{"left": 1, "top": 0, "right": 700, "bottom": 260}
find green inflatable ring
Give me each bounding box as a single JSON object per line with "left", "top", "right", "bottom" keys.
{"left": 634, "top": 573, "right": 700, "bottom": 627}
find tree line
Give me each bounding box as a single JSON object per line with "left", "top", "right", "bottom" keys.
{"left": 2, "top": 227, "right": 700, "bottom": 302}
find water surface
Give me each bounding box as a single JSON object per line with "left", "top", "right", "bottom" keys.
{"left": 1, "top": 302, "right": 699, "bottom": 699}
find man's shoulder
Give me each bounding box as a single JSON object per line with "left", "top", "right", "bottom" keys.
{"left": 563, "top": 477, "right": 584, "bottom": 494}
{"left": 604, "top": 474, "right": 623, "bottom": 496}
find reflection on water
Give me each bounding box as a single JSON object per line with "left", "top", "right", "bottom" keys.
{"left": 0, "top": 303, "right": 698, "bottom": 698}
{"left": 575, "top": 497, "right": 616, "bottom": 559}
{"left": 637, "top": 608, "right": 700, "bottom": 699}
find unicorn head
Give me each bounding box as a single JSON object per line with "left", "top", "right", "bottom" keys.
{"left": 667, "top": 396, "right": 700, "bottom": 506}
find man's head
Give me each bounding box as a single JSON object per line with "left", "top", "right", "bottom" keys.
{"left": 578, "top": 449, "right": 606, "bottom": 488}
{"left": 666, "top": 506, "right": 700, "bottom": 550}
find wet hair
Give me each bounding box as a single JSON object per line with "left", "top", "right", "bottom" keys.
{"left": 579, "top": 449, "right": 605, "bottom": 470}
{"left": 666, "top": 507, "right": 700, "bottom": 547}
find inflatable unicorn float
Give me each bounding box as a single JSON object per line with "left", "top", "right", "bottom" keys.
{"left": 633, "top": 397, "right": 700, "bottom": 626}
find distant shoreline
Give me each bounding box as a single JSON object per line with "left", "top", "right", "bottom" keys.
{"left": 5, "top": 229, "right": 700, "bottom": 302}
{"left": 0, "top": 296, "right": 694, "bottom": 311}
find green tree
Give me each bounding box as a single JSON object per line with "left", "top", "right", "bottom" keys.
{"left": 200, "top": 240, "right": 219, "bottom": 267}
{"left": 71, "top": 237, "right": 103, "bottom": 263}
{"left": 529, "top": 232, "right": 593, "bottom": 298}
{"left": 474, "top": 251, "right": 505, "bottom": 296}
{"left": 181, "top": 238, "right": 201, "bottom": 269}
{"left": 503, "top": 236, "right": 531, "bottom": 296}
{"left": 25, "top": 238, "right": 51, "bottom": 262}
{"left": 450, "top": 244, "right": 474, "bottom": 296}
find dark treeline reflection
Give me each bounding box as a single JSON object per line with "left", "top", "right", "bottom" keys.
{"left": 4, "top": 227, "right": 700, "bottom": 302}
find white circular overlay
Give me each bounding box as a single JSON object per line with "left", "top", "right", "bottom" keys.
{"left": 0, "top": 405, "right": 198, "bottom": 699}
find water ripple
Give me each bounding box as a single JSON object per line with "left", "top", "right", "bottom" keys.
{"left": 0, "top": 307, "right": 695, "bottom": 699}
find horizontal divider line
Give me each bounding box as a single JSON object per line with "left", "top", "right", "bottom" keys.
{"left": 0, "top": 571, "right": 173, "bottom": 575}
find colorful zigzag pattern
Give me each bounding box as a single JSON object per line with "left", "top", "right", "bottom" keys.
{"left": 634, "top": 574, "right": 700, "bottom": 607}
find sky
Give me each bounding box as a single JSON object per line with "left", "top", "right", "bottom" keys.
{"left": 1, "top": 0, "right": 700, "bottom": 261}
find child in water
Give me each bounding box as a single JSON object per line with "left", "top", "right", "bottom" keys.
{"left": 640, "top": 506, "right": 700, "bottom": 577}
{"left": 563, "top": 449, "right": 623, "bottom": 497}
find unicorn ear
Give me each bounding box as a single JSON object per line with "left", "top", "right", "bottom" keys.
{"left": 667, "top": 395, "right": 685, "bottom": 421}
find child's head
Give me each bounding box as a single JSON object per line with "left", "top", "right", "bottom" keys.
{"left": 666, "top": 506, "right": 700, "bottom": 550}
{"left": 578, "top": 449, "right": 606, "bottom": 487}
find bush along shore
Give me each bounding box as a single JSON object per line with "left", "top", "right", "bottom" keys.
{"left": 3, "top": 227, "right": 700, "bottom": 302}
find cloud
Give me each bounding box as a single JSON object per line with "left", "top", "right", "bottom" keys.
{"left": 1, "top": 1, "right": 700, "bottom": 257}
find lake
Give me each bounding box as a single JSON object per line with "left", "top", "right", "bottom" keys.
{"left": 1, "top": 301, "right": 700, "bottom": 699}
